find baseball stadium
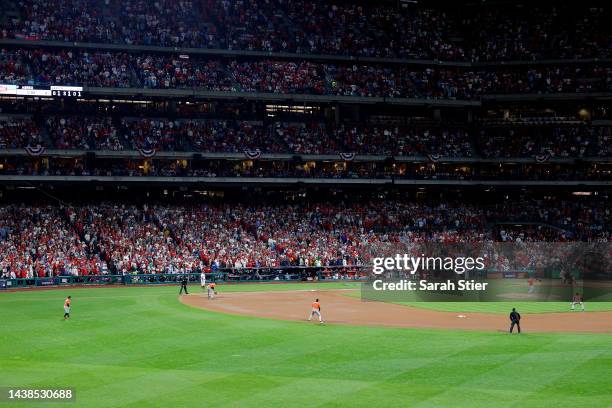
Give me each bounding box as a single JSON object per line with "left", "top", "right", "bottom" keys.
{"left": 0, "top": 0, "right": 611, "bottom": 406}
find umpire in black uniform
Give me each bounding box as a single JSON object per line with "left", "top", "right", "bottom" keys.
{"left": 509, "top": 307, "right": 521, "bottom": 333}
{"left": 179, "top": 276, "right": 189, "bottom": 295}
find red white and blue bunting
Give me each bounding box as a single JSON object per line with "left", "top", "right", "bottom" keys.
{"left": 138, "top": 148, "right": 157, "bottom": 158}
{"left": 427, "top": 154, "right": 442, "bottom": 162}
{"left": 534, "top": 153, "right": 551, "bottom": 163}
{"left": 244, "top": 149, "right": 262, "bottom": 160}
{"left": 24, "top": 145, "right": 46, "bottom": 156}
{"left": 339, "top": 152, "right": 356, "bottom": 161}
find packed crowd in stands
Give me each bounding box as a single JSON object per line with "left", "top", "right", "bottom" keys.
{"left": 0, "top": 116, "right": 44, "bottom": 148}
{"left": 23, "top": 49, "right": 133, "bottom": 88}
{"left": 121, "top": 118, "right": 183, "bottom": 150}
{"left": 45, "top": 117, "right": 124, "bottom": 150}
{"left": 182, "top": 119, "right": 285, "bottom": 152}
{"left": 68, "top": 205, "right": 177, "bottom": 275}
{"left": 466, "top": 5, "right": 609, "bottom": 61}
{"left": 1, "top": 115, "right": 611, "bottom": 160}
{"left": 230, "top": 60, "right": 327, "bottom": 95}
{"left": 134, "top": 54, "right": 232, "bottom": 90}
{"left": 275, "top": 123, "right": 474, "bottom": 156}
{"left": 121, "top": 118, "right": 285, "bottom": 152}
{"left": 0, "top": 49, "right": 29, "bottom": 84}
{"left": 0, "top": 197, "right": 609, "bottom": 277}
{"left": 264, "top": 121, "right": 606, "bottom": 159}
{"left": 333, "top": 125, "right": 473, "bottom": 157}
{"left": 273, "top": 122, "right": 332, "bottom": 154}
{"left": 496, "top": 225, "right": 567, "bottom": 243}
{"left": 2, "top": 49, "right": 611, "bottom": 98}
{"left": 478, "top": 126, "right": 612, "bottom": 158}
{"left": 0, "top": 206, "right": 106, "bottom": 278}
{"left": 478, "top": 66, "right": 612, "bottom": 95}
{"left": 2, "top": 0, "right": 608, "bottom": 61}
{"left": 326, "top": 65, "right": 488, "bottom": 99}
{"left": 118, "top": 0, "right": 207, "bottom": 48}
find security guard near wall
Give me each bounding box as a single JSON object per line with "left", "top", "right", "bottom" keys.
{"left": 179, "top": 276, "right": 189, "bottom": 295}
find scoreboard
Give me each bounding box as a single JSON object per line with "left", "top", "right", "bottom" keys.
{"left": 0, "top": 84, "right": 83, "bottom": 98}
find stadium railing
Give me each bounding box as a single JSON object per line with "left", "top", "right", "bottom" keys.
{"left": 0, "top": 266, "right": 370, "bottom": 289}
{"left": 2, "top": 267, "right": 580, "bottom": 290}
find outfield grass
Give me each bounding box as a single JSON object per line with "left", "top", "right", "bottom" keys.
{"left": 1, "top": 283, "right": 611, "bottom": 408}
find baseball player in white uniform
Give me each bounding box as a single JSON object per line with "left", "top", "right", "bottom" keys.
{"left": 571, "top": 293, "right": 585, "bottom": 311}
{"left": 200, "top": 272, "right": 206, "bottom": 294}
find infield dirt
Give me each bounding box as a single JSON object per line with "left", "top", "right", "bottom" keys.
{"left": 180, "top": 289, "right": 612, "bottom": 333}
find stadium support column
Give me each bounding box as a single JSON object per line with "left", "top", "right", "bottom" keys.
{"left": 325, "top": 104, "right": 341, "bottom": 125}
{"left": 169, "top": 100, "right": 177, "bottom": 114}
{"left": 338, "top": 104, "right": 360, "bottom": 123}
{"left": 86, "top": 152, "right": 96, "bottom": 174}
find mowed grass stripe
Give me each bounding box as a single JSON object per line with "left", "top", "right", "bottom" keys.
{"left": 228, "top": 376, "right": 375, "bottom": 408}
{"left": 409, "top": 345, "right": 596, "bottom": 407}
{"left": 323, "top": 336, "right": 512, "bottom": 407}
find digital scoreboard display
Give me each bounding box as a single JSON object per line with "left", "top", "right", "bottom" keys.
{"left": 0, "top": 84, "right": 83, "bottom": 97}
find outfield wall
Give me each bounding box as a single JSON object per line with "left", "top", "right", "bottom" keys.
{"left": 1, "top": 266, "right": 581, "bottom": 291}
{"left": 0, "top": 267, "right": 368, "bottom": 290}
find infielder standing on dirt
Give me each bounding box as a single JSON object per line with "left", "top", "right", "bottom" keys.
{"left": 509, "top": 307, "right": 521, "bottom": 333}
{"left": 308, "top": 298, "right": 324, "bottom": 323}
{"left": 571, "top": 292, "right": 585, "bottom": 311}
{"left": 208, "top": 282, "right": 216, "bottom": 299}
{"left": 527, "top": 277, "right": 535, "bottom": 294}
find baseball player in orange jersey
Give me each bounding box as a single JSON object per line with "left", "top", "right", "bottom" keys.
{"left": 208, "top": 282, "right": 216, "bottom": 299}
{"left": 527, "top": 277, "right": 535, "bottom": 293}
{"left": 307, "top": 298, "right": 324, "bottom": 323}
{"left": 571, "top": 292, "right": 585, "bottom": 311}
{"left": 63, "top": 296, "right": 72, "bottom": 319}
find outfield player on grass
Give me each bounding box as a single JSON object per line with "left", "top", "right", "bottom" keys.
{"left": 308, "top": 298, "right": 324, "bottom": 323}
{"left": 571, "top": 293, "right": 585, "bottom": 311}
{"left": 63, "top": 296, "right": 71, "bottom": 320}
